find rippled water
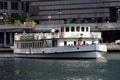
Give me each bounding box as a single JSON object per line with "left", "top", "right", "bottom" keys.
{"left": 0, "top": 52, "right": 120, "bottom": 80}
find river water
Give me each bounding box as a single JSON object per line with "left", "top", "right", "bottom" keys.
{"left": 0, "top": 52, "right": 120, "bottom": 80}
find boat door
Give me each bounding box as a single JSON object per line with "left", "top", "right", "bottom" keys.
{"left": 52, "top": 39, "right": 57, "bottom": 47}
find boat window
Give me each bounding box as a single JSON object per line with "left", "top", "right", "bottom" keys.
{"left": 21, "top": 42, "right": 23, "bottom": 48}
{"left": 66, "top": 27, "right": 69, "bottom": 32}
{"left": 32, "top": 42, "right": 34, "bottom": 48}
{"left": 81, "top": 27, "right": 84, "bottom": 32}
{"left": 74, "top": 41, "right": 76, "bottom": 45}
{"left": 52, "top": 40, "right": 56, "bottom": 47}
{"left": 86, "top": 27, "right": 89, "bottom": 32}
{"left": 64, "top": 41, "right": 67, "bottom": 46}
{"left": 71, "top": 26, "right": 75, "bottom": 32}
{"left": 76, "top": 26, "right": 80, "bottom": 32}
{"left": 30, "top": 42, "right": 32, "bottom": 48}
{"left": 23, "top": 42, "right": 26, "bottom": 48}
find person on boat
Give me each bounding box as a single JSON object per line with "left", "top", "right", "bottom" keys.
{"left": 78, "top": 38, "right": 82, "bottom": 45}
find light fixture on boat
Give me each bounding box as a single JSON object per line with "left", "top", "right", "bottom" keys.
{"left": 51, "top": 28, "right": 55, "bottom": 33}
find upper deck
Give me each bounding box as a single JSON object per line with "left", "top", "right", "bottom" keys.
{"left": 14, "top": 25, "right": 101, "bottom": 41}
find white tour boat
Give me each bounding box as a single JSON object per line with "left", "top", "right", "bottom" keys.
{"left": 13, "top": 25, "right": 107, "bottom": 59}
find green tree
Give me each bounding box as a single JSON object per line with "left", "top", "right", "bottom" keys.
{"left": 25, "top": 13, "right": 34, "bottom": 22}
{"left": 19, "top": 12, "right": 34, "bottom": 23}
{"left": 3, "top": 13, "right": 11, "bottom": 24}
{"left": 2, "top": 12, "right": 35, "bottom": 25}
{"left": 14, "top": 19, "right": 22, "bottom": 25}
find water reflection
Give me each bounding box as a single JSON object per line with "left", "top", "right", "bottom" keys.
{"left": 13, "top": 58, "right": 107, "bottom": 80}
{"left": 0, "top": 58, "right": 16, "bottom": 80}
{"left": 1, "top": 52, "right": 120, "bottom": 80}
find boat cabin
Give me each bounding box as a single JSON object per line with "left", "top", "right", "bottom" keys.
{"left": 14, "top": 25, "right": 102, "bottom": 49}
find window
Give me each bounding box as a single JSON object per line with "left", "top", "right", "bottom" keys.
{"left": 0, "top": 2, "right": 7, "bottom": 9}
{"left": 66, "top": 27, "right": 69, "bottom": 32}
{"left": 64, "top": 41, "right": 67, "bottom": 46}
{"left": 22, "top": 2, "right": 29, "bottom": 12}
{"left": 61, "top": 27, "right": 64, "bottom": 32}
{"left": 81, "top": 27, "right": 84, "bottom": 32}
{"left": 31, "top": 6, "right": 39, "bottom": 16}
{"left": 86, "top": 27, "right": 89, "bottom": 32}
{"left": 71, "top": 26, "right": 75, "bottom": 32}
{"left": 11, "top": 2, "right": 18, "bottom": 10}
{"left": 0, "top": 2, "right": 3, "bottom": 9}
{"left": 74, "top": 41, "right": 76, "bottom": 45}
{"left": 76, "top": 26, "right": 80, "bottom": 32}
{"left": 4, "top": 2, "right": 7, "bottom": 9}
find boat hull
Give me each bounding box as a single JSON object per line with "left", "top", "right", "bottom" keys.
{"left": 14, "top": 51, "right": 105, "bottom": 59}
{"left": 14, "top": 44, "right": 107, "bottom": 59}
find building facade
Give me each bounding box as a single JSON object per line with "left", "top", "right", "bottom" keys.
{"left": 0, "top": 0, "right": 29, "bottom": 24}
{"left": 24, "top": 0, "right": 120, "bottom": 24}
{"left": 0, "top": 0, "right": 120, "bottom": 24}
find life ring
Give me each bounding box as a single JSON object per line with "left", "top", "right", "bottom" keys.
{"left": 78, "top": 38, "right": 82, "bottom": 45}
{"left": 55, "top": 29, "right": 59, "bottom": 33}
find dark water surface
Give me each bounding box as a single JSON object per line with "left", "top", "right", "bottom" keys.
{"left": 0, "top": 52, "right": 120, "bottom": 80}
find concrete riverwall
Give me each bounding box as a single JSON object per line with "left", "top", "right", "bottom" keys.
{"left": 107, "top": 43, "right": 120, "bottom": 51}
